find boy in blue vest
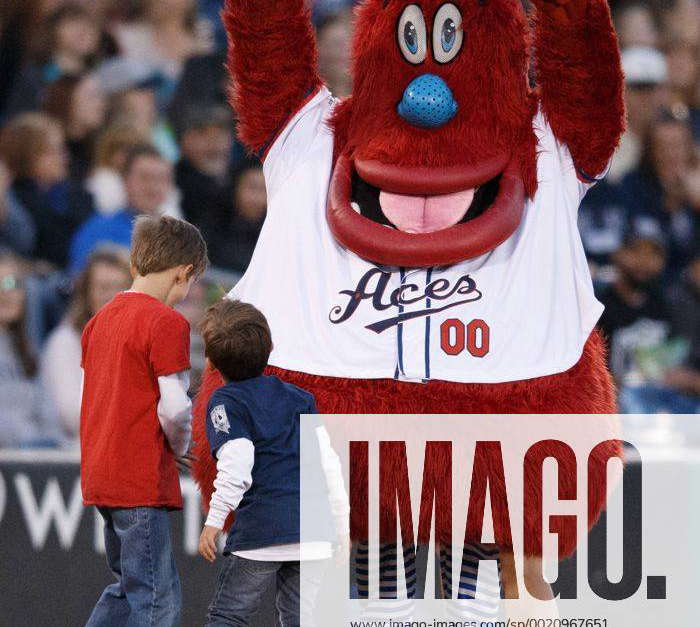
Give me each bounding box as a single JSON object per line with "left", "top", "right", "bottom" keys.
{"left": 198, "top": 299, "right": 348, "bottom": 627}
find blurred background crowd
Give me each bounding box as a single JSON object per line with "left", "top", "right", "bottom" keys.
{"left": 0, "top": 0, "right": 697, "bottom": 449}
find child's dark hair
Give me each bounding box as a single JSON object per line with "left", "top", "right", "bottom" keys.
{"left": 131, "top": 215, "right": 208, "bottom": 279}
{"left": 201, "top": 300, "right": 272, "bottom": 381}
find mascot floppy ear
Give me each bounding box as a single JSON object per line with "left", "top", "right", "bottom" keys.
{"left": 532, "top": 0, "right": 625, "bottom": 180}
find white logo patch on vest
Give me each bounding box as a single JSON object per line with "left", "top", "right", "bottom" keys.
{"left": 210, "top": 405, "right": 230, "bottom": 434}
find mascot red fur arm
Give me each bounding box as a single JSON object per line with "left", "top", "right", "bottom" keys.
{"left": 193, "top": 0, "right": 624, "bottom": 562}
{"left": 222, "top": 0, "right": 322, "bottom": 154}
{"left": 535, "top": 0, "right": 625, "bottom": 179}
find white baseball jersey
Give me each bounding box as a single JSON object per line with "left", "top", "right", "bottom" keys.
{"left": 228, "top": 87, "right": 604, "bottom": 384}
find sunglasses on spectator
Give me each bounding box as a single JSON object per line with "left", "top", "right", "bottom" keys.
{"left": 0, "top": 275, "right": 24, "bottom": 292}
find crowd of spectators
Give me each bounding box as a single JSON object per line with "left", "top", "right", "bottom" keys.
{"left": 585, "top": 0, "right": 700, "bottom": 413}
{"left": 0, "top": 0, "right": 353, "bottom": 448}
{"left": 0, "top": 0, "right": 697, "bottom": 448}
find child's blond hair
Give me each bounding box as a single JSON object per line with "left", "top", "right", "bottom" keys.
{"left": 131, "top": 215, "right": 208, "bottom": 279}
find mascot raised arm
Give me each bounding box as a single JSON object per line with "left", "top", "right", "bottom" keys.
{"left": 193, "top": 0, "right": 625, "bottom": 609}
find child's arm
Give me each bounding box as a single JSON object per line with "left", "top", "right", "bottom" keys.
{"left": 205, "top": 438, "right": 255, "bottom": 529}
{"left": 533, "top": 0, "right": 624, "bottom": 179}
{"left": 157, "top": 371, "right": 192, "bottom": 458}
{"left": 199, "top": 438, "right": 254, "bottom": 562}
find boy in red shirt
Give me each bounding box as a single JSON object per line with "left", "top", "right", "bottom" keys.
{"left": 81, "top": 215, "right": 208, "bottom": 627}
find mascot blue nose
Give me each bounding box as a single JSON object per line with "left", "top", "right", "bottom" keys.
{"left": 397, "top": 74, "right": 458, "bottom": 129}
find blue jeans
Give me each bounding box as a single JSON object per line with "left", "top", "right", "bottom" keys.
{"left": 86, "top": 507, "right": 181, "bottom": 627}
{"left": 205, "top": 556, "right": 324, "bottom": 627}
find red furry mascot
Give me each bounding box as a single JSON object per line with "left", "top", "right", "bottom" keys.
{"left": 193, "top": 0, "right": 624, "bottom": 601}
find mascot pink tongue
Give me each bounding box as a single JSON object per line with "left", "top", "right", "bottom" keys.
{"left": 379, "top": 189, "right": 475, "bottom": 233}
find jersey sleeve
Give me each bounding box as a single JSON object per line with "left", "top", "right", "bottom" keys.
{"left": 149, "top": 312, "right": 191, "bottom": 377}
{"left": 206, "top": 391, "right": 253, "bottom": 459}
{"left": 574, "top": 159, "right": 612, "bottom": 201}
{"left": 262, "top": 86, "right": 336, "bottom": 190}
{"left": 533, "top": 108, "right": 611, "bottom": 206}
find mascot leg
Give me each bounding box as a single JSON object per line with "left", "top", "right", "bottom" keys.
{"left": 354, "top": 541, "right": 416, "bottom": 619}
{"left": 440, "top": 544, "right": 502, "bottom": 617}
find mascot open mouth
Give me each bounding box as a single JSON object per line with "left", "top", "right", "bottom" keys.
{"left": 327, "top": 152, "right": 525, "bottom": 268}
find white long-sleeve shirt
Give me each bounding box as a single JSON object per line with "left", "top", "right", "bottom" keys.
{"left": 156, "top": 371, "right": 192, "bottom": 457}
{"left": 206, "top": 426, "right": 350, "bottom": 562}
{"left": 79, "top": 367, "right": 192, "bottom": 457}
{"left": 205, "top": 438, "right": 254, "bottom": 527}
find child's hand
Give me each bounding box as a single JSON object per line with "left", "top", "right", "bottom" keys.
{"left": 176, "top": 451, "right": 198, "bottom": 474}
{"left": 199, "top": 525, "right": 220, "bottom": 563}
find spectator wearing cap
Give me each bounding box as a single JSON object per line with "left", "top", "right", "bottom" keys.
{"left": 69, "top": 144, "right": 174, "bottom": 274}
{"left": 0, "top": 112, "right": 94, "bottom": 268}
{"left": 579, "top": 47, "right": 670, "bottom": 274}
{"left": 617, "top": 111, "right": 699, "bottom": 276}
{"left": 2, "top": 4, "right": 102, "bottom": 120}
{"left": 175, "top": 106, "right": 234, "bottom": 240}
{"left": 610, "top": 46, "right": 669, "bottom": 183}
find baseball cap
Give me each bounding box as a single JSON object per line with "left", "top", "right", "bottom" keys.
{"left": 624, "top": 217, "right": 668, "bottom": 253}
{"left": 622, "top": 46, "right": 668, "bottom": 86}
{"left": 94, "top": 58, "right": 165, "bottom": 96}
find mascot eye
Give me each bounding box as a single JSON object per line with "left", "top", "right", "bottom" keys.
{"left": 397, "top": 5, "right": 427, "bottom": 64}
{"left": 433, "top": 3, "right": 464, "bottom": 64}
{"left": 405, "top": 23, "right": 419, "bottom": 53}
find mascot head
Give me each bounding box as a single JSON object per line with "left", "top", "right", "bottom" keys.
{"left": 328, "top": 0, "right": 538, "bottom": 268}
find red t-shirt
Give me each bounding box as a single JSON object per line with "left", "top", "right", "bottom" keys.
{"left": 80, "top": 292, "right": 191, "bottom": 509}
